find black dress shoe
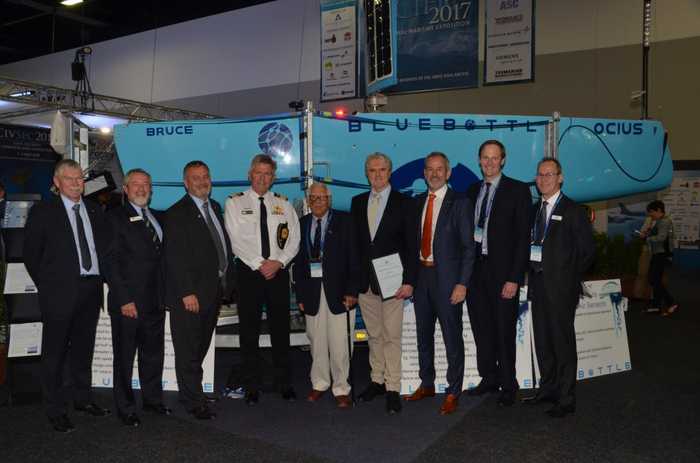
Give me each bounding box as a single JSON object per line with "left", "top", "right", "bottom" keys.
{"left": 204, "top": 394, "right": 219, "bottom": 404}
{"left": 497, "top": 391, "right": 515, "bottom": 407}
{"left": 359, "top": 382, "right": 386, "bottom": 402}
{"left": 245, "top": 390, "right": 260, "bottom": 406}
{"left": 49, "top": 415, "right": 75, "bottom": 433}
{"left": 467, "top": 380, "right": 499, "bottom": 396}
{"left": 546, "top": 403, "right": 575, "bottom": 418}
{"left": 189, "top": 404, "right": 216, "bottom": 420}
{"left": 75, "top": 403, "right": 112, "bottom": 417}
{"left": 143, "top": 403, "right": 172, "bottom": 415}
{"left": 386, "top": 391, "right": 402, "bottom": 414}
{"left": 280, "top": 386, "right": 297, "bottom": 401}
{"left": 120, "top": 413, "right": 141, "bottom": 427}
{"left": 521, "top": 393, "right": 557, "bottom": 405}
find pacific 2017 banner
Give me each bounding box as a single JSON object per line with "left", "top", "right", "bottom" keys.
{"left": 393, "top": 0, "right": 479, "bottom": 92}
{"left": 484, "top": 0, "right": 535, "bottom": 84}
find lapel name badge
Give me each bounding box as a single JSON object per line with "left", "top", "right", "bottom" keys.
{"left": 130, "top": 216, "right": 143, "bottom": 222}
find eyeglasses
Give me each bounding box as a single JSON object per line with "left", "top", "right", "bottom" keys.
{"left": 536, "top": 172, "right": 560, "bottom": 178}
{"left": 308, "top": 195, "right": 329, "bottom": 203}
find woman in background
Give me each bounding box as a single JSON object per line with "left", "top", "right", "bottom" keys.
{"left": 641, "top": 200, "right": 678, "bottom": 316}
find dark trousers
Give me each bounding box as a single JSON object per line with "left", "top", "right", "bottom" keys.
{"left": 414, "top": 266, "right": 464, "bottom": 395}
{"left": 41, "top": 277, "right": 101, "bottom": 418}
{"left": 110, "top": 307, "right": 165, "bottom": 415}
{"left": 529, "top": 272, "right": 577, "bottom": 407}
{"left": 236, "top": 261, "right": 291, "bottom": 391}
{"left": 169, "top": 295, "right": 219, "bottom": 410}
{"left": 466, "top": 258, "right": 519, "bottom": 392}
{"left": 648, "top": 254, "right": 675, "bottom": 308}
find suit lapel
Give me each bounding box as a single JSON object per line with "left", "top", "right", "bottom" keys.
{"left": 416, "top": 193, "right": 427, "bottom": 239}
{"left": 434, "top": 188, "right": 453, "bottom": 237}
{"left": 358, "top": 192, "right": 372, "bottom": 243}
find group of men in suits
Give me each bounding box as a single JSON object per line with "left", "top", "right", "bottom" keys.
{"left": 23, "top": 143, "right": 594, "bottom": 433}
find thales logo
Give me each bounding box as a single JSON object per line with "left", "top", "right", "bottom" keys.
{"left": 146, "top": 125, "right": 193, "bottom": 136}
{"left": 258, "top": 122, "right": 294, "bottom": 158}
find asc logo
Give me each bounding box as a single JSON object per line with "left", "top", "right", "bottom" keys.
{"left": 258, "top": 122, "right": 294, "bottom": 158}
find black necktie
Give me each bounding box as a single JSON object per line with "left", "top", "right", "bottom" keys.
{"left": 259, "top": 197, "right": 270, "bottom": 259}
{"left": 141, "top": 207, "right": 161, "bottom": 251}
{"left": 202, "top": 201, "right": 226, "bottom": 274}
{"left": 73, "top": 204, "right": 92, "bottom": 271}
{"left": 534, "top": 200, "right": 549, "bottom": 245}
{"left": 477, "top": 182, "right": 491, "bottom": 229}
{"left": 311, "top": 218, "right": 322, "bottom": 260}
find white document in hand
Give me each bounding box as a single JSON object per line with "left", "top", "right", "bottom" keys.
{"left": 371, "top": 252, "right": 404, "bottom": 300}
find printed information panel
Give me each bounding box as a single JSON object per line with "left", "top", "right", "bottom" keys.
{"left": 401, "top": 280, "right": 631, "bottom": 393}
{"left": 92, "top": 286, "right": 215, "bottom": 393}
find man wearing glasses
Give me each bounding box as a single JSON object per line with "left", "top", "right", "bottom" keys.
{"left": 523, "top": 158, "right": 594, "bottom": 418}
{"left": 292, "top": 183, "right": 359, "bottom": 408}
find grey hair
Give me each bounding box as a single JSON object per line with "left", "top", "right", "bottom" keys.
{"left": 364, "top": 152, "right": 392, "bottom": 173}
{"left": 54, "top": 159, "right": 82, "bottom": 177}
{"left": 123, "top": 168, "right": 152, "bottom": 186}
{"left": 307, "top": 182, "right": 332, "bottom": 197}
{"left": 249, "top": 153, "right": 277, "bottom": 174}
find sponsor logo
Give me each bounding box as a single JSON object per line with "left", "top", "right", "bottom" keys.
{"left": 499, "top": 0, "right": 520, "bottom": 10}
{"left": 495, "top": 14, "right": 523, "bottom": 24}
{"left": 258, "top": 122, "right": 294, "bottom": 158}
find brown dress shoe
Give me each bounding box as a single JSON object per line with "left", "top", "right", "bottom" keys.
{"left": 307, "top": 389, "right": 326, "bottom": 402}
{"left": 439, "top": 394, "right": 459, "bottom": 415}
{"left": 335, "top": 395, "right": 352, "bottom": 409}
{"left": 404, "top": 386, "right": 436, "bottom": 401}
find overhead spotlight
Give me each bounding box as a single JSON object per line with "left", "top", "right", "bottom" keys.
{"left": 99, "top": 127, "right": 112, "bottom": 134}
{"left": 61, "top": 0, "right": 84, "bottom": 6}
{"left": 9, "top": 90, "right": 35, "bottom": 98}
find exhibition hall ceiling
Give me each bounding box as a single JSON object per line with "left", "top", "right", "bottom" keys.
{"left": 0, "top": 0, "right": 275, "bottom": 65}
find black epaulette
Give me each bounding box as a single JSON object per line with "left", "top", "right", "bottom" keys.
{"left": 273, "top": 192, "right": 288, "bottom": 201}
{"left": 228, "top": 192, "right": 245, "bottom": 198}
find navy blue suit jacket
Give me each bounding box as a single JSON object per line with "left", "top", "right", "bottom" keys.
{"left": 106, "top": 203, "right": 165, "bottom": 316}
{"left": 293, "top": 209, "right": 359, "bottom": 315}
{"left": 414, "top": 189, "right": 475, "bottom": 295}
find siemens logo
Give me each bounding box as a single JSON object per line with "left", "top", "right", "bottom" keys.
{"left": 593, "top": 122, "right": 643, "bottom": 135}
{"left": 146, "top": 125, "right": 194, "bottom": 136}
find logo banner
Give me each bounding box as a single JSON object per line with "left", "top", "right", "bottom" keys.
{"left": 484, "top": 0, "right": 534, "bottom": 84}
{"left": 321, "top": 0, "right": 358, "bottom": 101}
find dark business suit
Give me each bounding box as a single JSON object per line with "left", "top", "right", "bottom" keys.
{"left": 163, "top": 194, "right": 233, "bottom": 410}
{"left": 466, "top": 175, "right": 531, "bottom": 392}
{"left": 23, "top": 196, "right": 113, "bottom": 419}
{"left": 293, "top": 209, "right": 359, "bottom": 395}
{"left": 106, "top": 203, "right": 165, "bottom": 416}
{"left": 350, "top": 188, "right": 417, "bottom": 392}
{"left": 528, "top": 193, "right": 595, "bottom": 408}
{"left": 413, "top": 188, "right": 475, "bottom": 394}
{"left": 293, "top": 210, "right": 359, "bottom": 316}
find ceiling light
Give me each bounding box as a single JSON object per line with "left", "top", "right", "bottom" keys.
{"left": 61, "top": 0, "right": 84, "bottom": 6}
{"left": 99, "top": 127, "right": 112, "bottom": 134}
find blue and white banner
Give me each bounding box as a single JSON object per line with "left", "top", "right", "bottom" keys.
{"left": 92, "top": 288, "right": 215, "bottom": 393}
{"left": 321, "top": 0, "right": 358, "bottom": 101}
{"left": 484, "top": 0, "right": 534, "bottom": 84}
{"left": 393, "top": 0, "right": 478, "bottom": 93}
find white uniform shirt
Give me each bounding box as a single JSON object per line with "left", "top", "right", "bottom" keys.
{"left": 225, "top": 188, "right": 300, "bottom": 271}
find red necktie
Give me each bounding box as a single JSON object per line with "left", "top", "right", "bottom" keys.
{"left": 421, "top": 193, "right": 436, "bottom": 259}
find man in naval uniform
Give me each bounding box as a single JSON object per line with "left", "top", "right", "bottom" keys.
{"left": 225, "top": 154, "right": 301, "bottom": 405}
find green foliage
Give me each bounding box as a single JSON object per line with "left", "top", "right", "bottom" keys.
{"left": 589, "top": 232, "right": 644, "bottom": 278}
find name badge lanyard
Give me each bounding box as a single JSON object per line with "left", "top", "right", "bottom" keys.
{"left": 476, "top": 181, "right": 499, "bottom": 227}
{"left": 531, "top": 194, "right": 562, "bottom": 244}
{"left": 306, "top": 211, "right": 332, "bottom": 261}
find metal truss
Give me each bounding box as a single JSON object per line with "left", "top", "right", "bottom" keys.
{"left": 0, "top": 76, "right": 221, "bottom": 121}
